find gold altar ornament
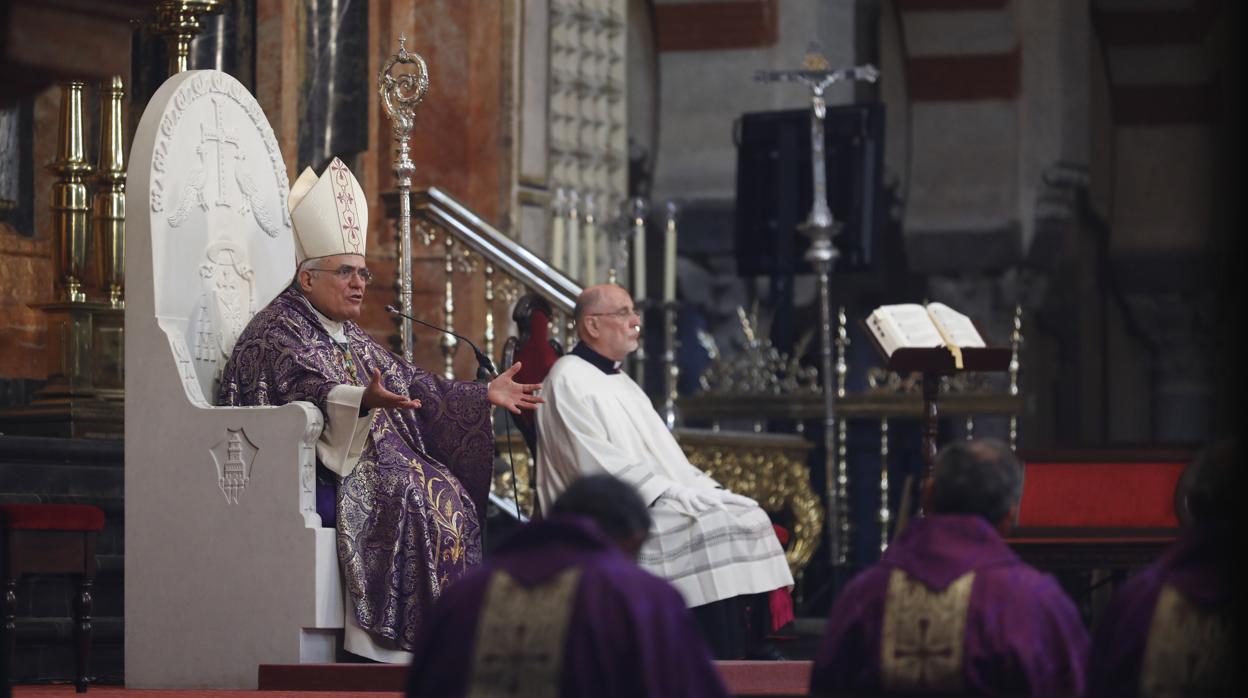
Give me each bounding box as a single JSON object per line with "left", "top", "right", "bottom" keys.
{"left": 93, "top": 75, "right": 127, "bottom": 309}
{"left": 151, "top": 0, "right": 225, "bottom": 76}
{"left": 49, "top": 82, "right": 93, "bottom": 304}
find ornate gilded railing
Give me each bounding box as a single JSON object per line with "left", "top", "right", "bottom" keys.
{"left": 412, "top": 188, "right": 581, "bottom": 314}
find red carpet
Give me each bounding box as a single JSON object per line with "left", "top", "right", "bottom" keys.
{"left": 258, "top": 661, "right": 811, "bottom": 696}
{"left": 15, "top": 660, "right": 812, "bottom": 697}
{"left": 14, "top": 689, "right": 398, "bottom": 698}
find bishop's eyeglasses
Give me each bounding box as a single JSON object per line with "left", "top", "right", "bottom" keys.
{"left": 309, "top": 264, "right": 374, "bottom": 285}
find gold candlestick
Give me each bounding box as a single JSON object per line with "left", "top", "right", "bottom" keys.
{"left": 49, "top": 82, "right": 93, "bottom": 304}
{"left": 151, "top": 0, "right": 224, "bottom": 75}
{"left": 94, "top": 75, "right": 127, "bottom": 309}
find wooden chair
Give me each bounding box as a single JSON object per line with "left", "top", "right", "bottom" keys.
{"left": 500, "top": 293, "right": 564, "bottom": 513}
{"left": 2, "top": 503, "right": 105, "bottom": 693}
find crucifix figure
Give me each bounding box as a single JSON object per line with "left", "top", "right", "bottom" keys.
{"left": 200, "top": 97, "right": 240, "bottom": 208}
{"left": 755, "top": 42, "right": 878, "bottom": 247}
{"left": 755, "top": 42, "right": 878, "bottom": 583}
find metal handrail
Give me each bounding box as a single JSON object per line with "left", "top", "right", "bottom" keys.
{"left": 411, "top": 187, "right": 581, "bottom": 314}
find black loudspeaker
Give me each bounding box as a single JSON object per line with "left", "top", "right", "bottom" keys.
{"left": 734, "top": 104, "right": 885, "bottom": 276}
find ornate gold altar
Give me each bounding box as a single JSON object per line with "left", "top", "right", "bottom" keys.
{"left": 491, "top": 428, "right": 820, "bottom": 582}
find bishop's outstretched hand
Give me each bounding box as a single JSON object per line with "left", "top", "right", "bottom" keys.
{"left": 488, "top": 361, "right": 545, "bottom": 415}
{"left": 362, "top": 367, "right": 422, "bottom": 411}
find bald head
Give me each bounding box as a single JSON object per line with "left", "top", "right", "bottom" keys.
{"left": 574, "top": 284, "right": 641, "bottom": 361}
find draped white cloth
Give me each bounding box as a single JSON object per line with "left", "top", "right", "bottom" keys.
{"left": 536, "top": 354, "right": 793, "bottom": 607}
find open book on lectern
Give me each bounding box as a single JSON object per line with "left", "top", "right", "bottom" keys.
{"left": 866, "top": 303, "right": 986, "bottom": 367}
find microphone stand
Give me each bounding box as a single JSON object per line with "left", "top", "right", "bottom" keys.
{"left": 385, "top": 305, "right": 497, "bottom": 380}
{"left": 384, "top": 305, "right": 533, "bottom": 521}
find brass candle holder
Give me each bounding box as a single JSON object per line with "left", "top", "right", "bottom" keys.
{"left": 49, "top": 81, "right": 93, "bottom": 304}
{"left": 151, "top": 0, "right": 224, "bottom": 75}
{"left": 0, "top": 79, "right": 126, "bottom": 436}
{"left": 93, "top": 75, "right": 126, "bottom": 309}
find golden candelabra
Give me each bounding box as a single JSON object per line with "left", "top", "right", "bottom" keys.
{"left": 2, "top": 78, "right": 128, "bottom": 436}
{"left": 151, "top": 0, "right": 224, "bottom": 75}
{"left": 49, "top": 82, "right": 93, "bottom": 304}
{"left": 94, "top": 75, "right": 126, "bottom": 309}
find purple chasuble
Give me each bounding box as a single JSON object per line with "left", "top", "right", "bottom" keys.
{"left": 406, "top": 515, "right": 729, "bottom": 698}
{"left": 218, "top": 286, "right": 494, "bottom": 651}
{"left": 1087, "top": 527, "right": 1231, "bottom": 697}
{"left": 810, "top": 514, "right": 1088, "bottom": 697}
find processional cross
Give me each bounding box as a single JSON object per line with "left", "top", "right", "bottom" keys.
{"left": 754, "top": 43, "right": 878, "bottom": 580}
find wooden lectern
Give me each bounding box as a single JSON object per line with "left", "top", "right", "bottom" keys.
{"left": 861, "top": 322, "right": 1012, "bottom": 478}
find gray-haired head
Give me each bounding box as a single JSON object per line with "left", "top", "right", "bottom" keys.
{"left": 550, "top": 474, "right": 652, "bottom": 555}
{"left": 928, "top": 439, "right": 1024, "bottom": 525}
{"left": 1181, "top": 438, "right": 1234, "bottom": 527}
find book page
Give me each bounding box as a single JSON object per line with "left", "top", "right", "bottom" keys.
{"left": 926, "top": 302, "right": 986, "bottom": 348}
{"left": 870, "top": 304, "right": 944, "bottom": 355}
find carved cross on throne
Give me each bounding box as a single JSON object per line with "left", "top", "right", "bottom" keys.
{"left": 201, "top": 97, "right": 240, "bottom": 208}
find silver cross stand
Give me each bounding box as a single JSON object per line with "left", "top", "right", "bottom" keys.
{"left": 379, "top": 35, "right": 430, "bottom": 362}
{"left": 755, "top": 49, "right": 878, "bottom": 583}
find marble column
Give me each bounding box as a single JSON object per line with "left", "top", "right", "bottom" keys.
{"left": 296, "top": 0, "right": 369, "bottom": 170}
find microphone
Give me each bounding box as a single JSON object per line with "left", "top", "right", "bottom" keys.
{"left": 385, "top": 305, "right": 498, "bottom": 380}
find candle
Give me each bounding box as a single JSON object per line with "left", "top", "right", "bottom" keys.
{"left": 566, "top": 191, "right": 580, "bottom": 280}
{"left": 662, "top": 202, "right": 677, "bottom": 302}
{"left": 631, "top": 198, "right": 646, "bottom": 301}
{"left": 583, "top": 194, "right": 597, "bottom": 285}
{"left": 550, "top": 188, "right": 565, "bottom": 271}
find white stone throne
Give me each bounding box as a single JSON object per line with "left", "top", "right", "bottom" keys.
{"left": 125, "top": 70, "right": 343, "bottom": 688}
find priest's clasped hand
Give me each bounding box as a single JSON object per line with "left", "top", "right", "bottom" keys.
{"left": 716, "top": 489, "right": 759, "bottom": 508}
{"left": 362, "top": 368, "right": 422, "bottom": 410}
{"left": 664, "top": 485, "right": 723, "bottom": 513}
{"left": 487, "top": 362, "right": 545, "bottom": 415}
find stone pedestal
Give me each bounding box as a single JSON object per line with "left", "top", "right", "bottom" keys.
{"left": 0, "top": 302, "right": 122, "bottom": 438}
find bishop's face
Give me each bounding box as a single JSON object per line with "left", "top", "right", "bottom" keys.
{"left": 582, "top": 286, "right": 642, "bottom": 362}
{"left": 298, "top": 253, "right": 369, "bottom": 322}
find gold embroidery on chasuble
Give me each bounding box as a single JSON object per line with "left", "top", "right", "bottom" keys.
{"left": 427, "top": 474, "right": 469, "bottom": 568}
{"left": 1140, "top": 584, "right": 1231, "bottom": 698}
{"left": 880, "top": 568, "right": 974, "bottom": 693}
{"left": 467, "top": 567, "right": 583, "bottom": 698}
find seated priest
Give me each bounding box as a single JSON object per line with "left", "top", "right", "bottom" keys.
{"left": 535, "top": 284, "right": 794, "bottom": 660}
{"left": 217, "top": 158, "right": 543, "bottom": 662}
{"left": 406, "top": 474, "right": 729, "bottom": 698}
{"left": 809, "top": 439, "right": 1088, "bottom": 697}
{"left": 1087, "top": 439, "right": 1233, "bottom": 697}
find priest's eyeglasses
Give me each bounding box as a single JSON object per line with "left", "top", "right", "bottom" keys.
{"left": 587, "top": 307, "right": 640, "bottom": 319}
{"left": 308, "top": 265, "right": 374, "bottom": 285}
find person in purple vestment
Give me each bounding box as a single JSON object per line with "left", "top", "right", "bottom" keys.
{"left": 810, "top": 439, "right": 1089, "bottom": 697}
{"left": 406, "top": 474, "right": 730, "bottom": 698}
{"left": 218, "top": 158, "right": 543, "bottom": 662}
{"left": 1087, "top": 440, "right": 1234, "bottom": 697}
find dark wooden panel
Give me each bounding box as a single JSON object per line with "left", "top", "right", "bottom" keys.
{"left": 1111, "top": 83, "right": 1219, "bottom": 125}
{"left": 1094, "top": 0, "right": 1221, "bottom": 46}
{"left": 907, "top": 47, "right": 1020, "bottom": 101}
{"left": 656, "top": 0, "right": 778, "bottom": 52}
{"left": 895, "top": 0, "right": 1008, "bottom": 10}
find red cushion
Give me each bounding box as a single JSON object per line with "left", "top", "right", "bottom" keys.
{"left": 512, "top": 309, "right": 560, "bottom": 386}
{"left": 1016, "top": 461, "right": 1184, "bottom": 529}
{"left": 0, "top": 504, "right": 105, "bottom": 531}
{"left": 771, "top": 523, "right": 790, "bottom": 546}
